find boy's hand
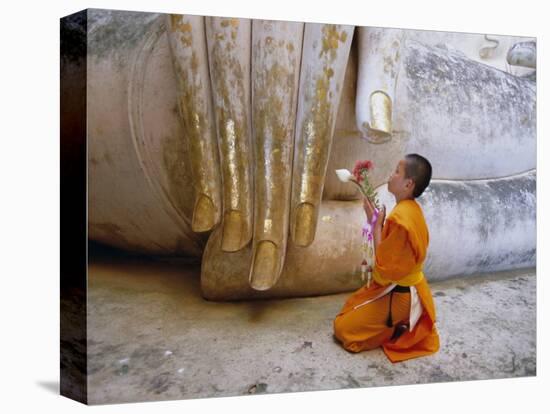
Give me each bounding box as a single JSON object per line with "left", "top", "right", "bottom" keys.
{"left": 363, "top": 197, "right": 385, "bottom": 228}
{"left": 362, "top": 197, "right": 376, "bottom": 222}
{"left": 362, "top": 197, "right": 373, "bottom": 222}
{"left": 376, "top": 205, "right": 386, "bottom": 231}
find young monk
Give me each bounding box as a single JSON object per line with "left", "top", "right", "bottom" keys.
{"left": 333, "top": 153, "right": 440, "bottom": 363}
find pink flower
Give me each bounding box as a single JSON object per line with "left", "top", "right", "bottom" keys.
{"left": 352, "top": 160, "right": 374, "bottom": 182}
{"left": 351, "top": 158, "right": 380, "bottom": 210}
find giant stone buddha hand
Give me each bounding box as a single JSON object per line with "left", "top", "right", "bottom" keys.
{"left": 165, "top": 16, "right": 355, "bottom": 291}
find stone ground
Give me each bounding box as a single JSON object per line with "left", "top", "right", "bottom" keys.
{"left": 86, "top": 251, "right": 536, "bottom": 405}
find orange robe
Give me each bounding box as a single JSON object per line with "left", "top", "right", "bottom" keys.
{"left": 333, "top": 199, "right": 440, "bottom": 363}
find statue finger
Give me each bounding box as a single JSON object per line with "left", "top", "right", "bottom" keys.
{"left": 290, "top": 23, "right": 354, "bottom": 247}
{"left": 356, "top": 27, "right": 404, "bottom": 143}
{"left": 205, "top": 17, "right": 254, "bottom": 251}
{"left": 249, "top": 20, "right": 304, "bottom": 290}
{"left": 166, "top": 15, "right": 222, "bottom": 232}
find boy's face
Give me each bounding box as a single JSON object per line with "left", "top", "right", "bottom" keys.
{"left": 388, "top": 160, "right": 414, "bottom": 198}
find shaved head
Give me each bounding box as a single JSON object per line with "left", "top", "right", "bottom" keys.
{"left": 404, "top": 154, "right": 432, "bottom": 198}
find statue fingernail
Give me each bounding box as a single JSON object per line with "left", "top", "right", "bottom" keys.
{"left": 293, "top": 202, "right": 316, "bottom": 247}
{"left": 369, "top": 90, "right": 392, "bottom": 137}
{"left": 249, "top": 241, "right": 279, "bottom": 290}
{"left": 221, "top": 210, "right": 247, "bottom": 252}
{"left": 191, "top": 194, "right": 217, "bottom": 232}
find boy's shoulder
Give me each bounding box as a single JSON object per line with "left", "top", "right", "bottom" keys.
{"left": 389, "top": 199, "right": 421, "bottom": 216}
{"left": 388, "top": 199, "right": 427, "bottom": 231}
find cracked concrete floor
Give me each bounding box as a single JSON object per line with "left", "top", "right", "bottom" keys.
{"left": 86, "top": 252, "right": 536, "bottom": 405}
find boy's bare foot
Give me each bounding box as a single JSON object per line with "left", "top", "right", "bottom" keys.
{"left": 390, "top": 323, "right": 409, "bottom": 341}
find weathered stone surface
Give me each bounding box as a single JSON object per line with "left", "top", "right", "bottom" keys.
{"left": 395, "top": 39, "right": 535, "bottom": 180}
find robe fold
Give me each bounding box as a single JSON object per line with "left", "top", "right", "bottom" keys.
{"left": 334, "top": 199, "right": 440, "bottom": 363}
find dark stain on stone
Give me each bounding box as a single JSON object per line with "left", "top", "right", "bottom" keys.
{"left": 88, "top": 343, "right": 126, "bottom": 376}
{"left": 162, "top": 134, "right": 195, "bottom": 220}
{"left": 345, "top": 374, "right": 361, "bottom": 388}
{"left": 89, "top": 222, "right": 136, "bottom": 251}
{"left": 171, "top": 103, "right": 179, "bottom": 116}
{"left": 116, "top": 363, "right": 129, "bottom": 376}
{"left": 502, "top": 352, "right": 518, "bottom": 374}
{"left": 130, "top": 346, "right": 168, "bottom": 369}
{"left": 292, "top": 341, "right": 313, "bottom": 353}
{"left": 248, "top": 382, "right": 268, "bottom": 394}
{"left": 434, "top": 291, "right": 446, "bottom": 297}
{"left": 148, "top": 372, "right": 172, "bottom": 394}
{"left": 469, "top": 248, "right": 536, "bottom": 269}
{"left": 87, "top": 10, "right": 160, "bottom": 60}
{"left": 520, "top": 357, "right": 536, "bottom": 376}
{"left": 87, "top": 362, "right": 105, "bottom": 375}
{"left": 103, "top": 152, "right": 114, "bottom": 166}
{"left": 428, "top": 366, "right": 455, "bottom": 383}
{"left": 93, "top": 344, "right": 124, "bottom": 355}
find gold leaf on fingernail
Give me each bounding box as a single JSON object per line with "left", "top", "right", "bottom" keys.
{"left": 293, "top": 202, "right": 316, "bottom": 247}
{"left": 250, "top": 241, "right": 279, "bottom": 290}
{"left": 221, "top": 210, "right": 245, "bottom": 252}
{"left": 191, "top": 194, "right": 217, "bottom": 232}
{"left": 369, "top": 90, "right": 392, "bottom": 136}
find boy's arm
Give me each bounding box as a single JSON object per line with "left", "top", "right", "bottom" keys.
{"left": 372, "top": 208, "right": 384, "bottom": 253}
{"left": 374, "top": 220, "right": 418, "bottom": 280}
{"left": 363, "top": 198, "right": 385, "bottom": 252}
